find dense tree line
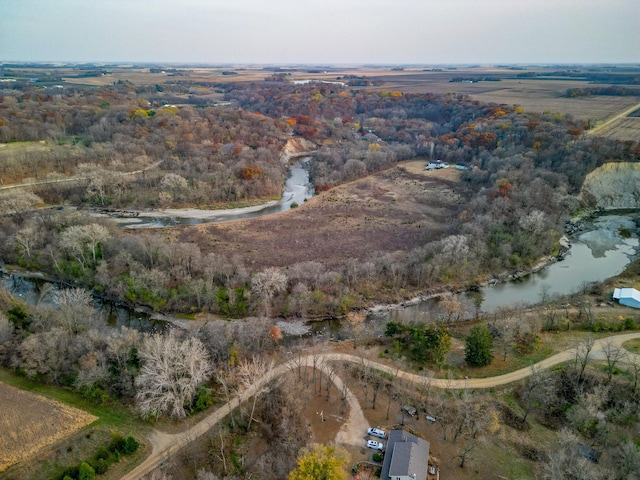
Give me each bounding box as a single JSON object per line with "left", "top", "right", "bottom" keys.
{"left": 1, "top": 77, "right": 639, "bottom": 318}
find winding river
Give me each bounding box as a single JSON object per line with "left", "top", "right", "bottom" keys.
{"left": 116, "top": 158, "right": 314, "bottom": 228}
{"left": 382, "top": 214, "right": 639, "bottom": 325}
{"left": 1, "top": 154, "right": 638, "bottom": 336}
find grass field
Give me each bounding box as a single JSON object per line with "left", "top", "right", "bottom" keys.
{"left": 0, "top": 381, "right": 97, "bottom": 472}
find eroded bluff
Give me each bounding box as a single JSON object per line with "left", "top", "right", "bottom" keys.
{"left": 580, "top": 162, "right": 640, "bottom": 209}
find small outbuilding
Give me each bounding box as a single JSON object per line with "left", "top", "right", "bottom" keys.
{"left": 612, "top": 288, "right": 640, "bottom": 309}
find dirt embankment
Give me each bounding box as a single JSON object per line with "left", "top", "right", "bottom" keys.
{"left": 280, "top": 137, "right": 317, "bottom": 163}
{"left": 580, "top": 162, "right": 640, "bottom": 209}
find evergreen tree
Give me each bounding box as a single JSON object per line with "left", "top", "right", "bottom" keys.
{"left": 465, "top": 324, "right": 494, "bottom": 367}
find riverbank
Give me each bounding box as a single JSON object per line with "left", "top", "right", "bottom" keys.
{"left": 0, "top": 265, "right": 193, "bottom": 331}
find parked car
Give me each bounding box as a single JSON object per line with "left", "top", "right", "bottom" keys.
{"left": 367, "top": 427, "right": 386, "bottom": 439}
{"left": 425, "top": 415, "right": 437, "bottom": 422}
{"left": 402, "top": 405, "right": 417, "bottom": 416}
{"left": 367, "top": 440, "right": 384, "bottom": 451}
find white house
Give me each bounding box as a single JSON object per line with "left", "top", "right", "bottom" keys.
{"left": 613, "top": 288, "right": 640, "bottom": 309}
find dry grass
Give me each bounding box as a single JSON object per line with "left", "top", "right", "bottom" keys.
{"left": 179, "top": 161, "right": 466, "bottom": 272}
{"left": 0, "top": 382, "right": 97, "bottom": 472}
{"left": 593, "top": 116, "right": 640, "bottom": 141}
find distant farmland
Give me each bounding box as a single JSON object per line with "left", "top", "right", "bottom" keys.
{"left": 0, "top": 382, "right": 97, "bottom": 472}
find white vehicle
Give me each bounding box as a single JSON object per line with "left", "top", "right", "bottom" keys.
{"left": 367, "top": 427, "right": 386, "bottom": 438}
{"left": 425, "top": 415, "right": 437, "bottom": 422}
{"left": 367, "top": 440, "right": 384, "bottom": 451}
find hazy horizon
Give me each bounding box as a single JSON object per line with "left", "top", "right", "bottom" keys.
{"left": 1, "top": 0, "right": 638, "bottom": 65}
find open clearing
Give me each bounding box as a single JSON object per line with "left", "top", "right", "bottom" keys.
{"left": 0, "top": 381, "right": 97, "bottom": 472}
{"left": 179, "top": 160, "right": 467, "bottom": 272}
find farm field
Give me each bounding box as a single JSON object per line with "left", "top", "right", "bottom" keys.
{"left": 0, "top": 381, "right": 97, "bottom": 472}
{"left": 366, "top": 71, "right": 640, "bottom": 122}
{"left": 7, "top": 63, "right": 640, "bottom": 132}
{"left": 590, "top": 114, "right": 640, "bottom": 140}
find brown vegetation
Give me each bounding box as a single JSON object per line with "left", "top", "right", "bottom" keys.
{"left": 0, "top": 381, "right": 97, "bottom": 472}
{"left": 186, "top": 163, "right": 465, "bottom": 272}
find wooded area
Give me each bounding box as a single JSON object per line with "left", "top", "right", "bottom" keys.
{"left": 1, "top": 70, "right": 639, "bottom": 479}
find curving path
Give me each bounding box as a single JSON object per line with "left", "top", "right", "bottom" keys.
{"left": 121, "top": 332, "right": 640, "bottom": 479}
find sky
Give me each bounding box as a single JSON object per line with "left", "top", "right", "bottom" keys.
{"left": 1, "top": 0, "right": 638, "bottom": 65}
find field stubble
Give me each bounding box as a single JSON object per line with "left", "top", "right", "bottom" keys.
{"left": 0, "top": 381, "right": 97, "bottom": 472}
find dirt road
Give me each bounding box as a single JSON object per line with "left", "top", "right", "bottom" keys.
{"left": 0, "top": 161, "right": 161, "bottom": 191}
{"left": 122, "top": 332, "right": 640, "bottom": 479}
{"left": 587, "top": 102, "right": 640, "bottom": 136}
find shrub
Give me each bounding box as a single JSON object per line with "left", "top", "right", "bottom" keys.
{"left": 191, "top": 386, "right": 213, "bottom": 414}
{"left": 124, "top": 436, "right": 140, "bottom": 454}
{"left": 91, "top": 458, "right": 109, "bottom": 475}
{"left": 373, "top": 453, "right": 383, "bottom": 462}
{"left": 108, "top": 433, "right": 126, "bottom": 453}
{"left": 78, "top": 462, "right": 95, "bottom": 480}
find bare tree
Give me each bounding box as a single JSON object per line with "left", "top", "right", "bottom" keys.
{"left": 542, "top": 428, "right": 600, "bottom": 480}
{"left": 135, "top": 331, "right": 213, "bottom": 419}
{"left": 52, "top": 287, "right": 97, "bottom": 334}
{"left": 59, "top": 223, "right": 110, "bottom": 268}
{"left": 143, "top": 469, "right": 173, "bottom": 480}
{"left": 601, "top": 338, "right": 626, "bottom": 382}
{"left": 573, "top": 336, "right": 596, "bottom": 395}
{"left": 626, "top": 355, "right": 640, "bottom": 397}
{"left": 196, "top": 469, "right": 220, "bottom": 480}
{"left": 12, "top": 224, "right": 40, "bottom": 259}
{"left": 454, "top": 438, "right": 482, "bottom": 468}
{"left": 160, "top": 173, "right": 189, "bottom": 200}
{"left": 215, "top": 366, "right": 238, "bottom": 431}
{"left": 371, "top": 375, "right": 382, "bottom": 410}
{"left": 520, "top": 364, "right": 551, "bottom": 423}
{"left": 440, "top": 295, "right": 464, "bottom": 323}
{"left": 251, "top": 268, "right": 287, "bottom": 316}
{"left": 0, "top": 190, "right": 42, "bottom": 217}
{"left": 105, "top": 326, "right": 141, "bottom": 397}
{"left": 611, "top": 439, "right": 640, "bottom": 479}
{"left": 0, "top": 313, "right": 13, "bottom": 344}
{"left": 237, "top": 355, "right": 275, "bottom": 432}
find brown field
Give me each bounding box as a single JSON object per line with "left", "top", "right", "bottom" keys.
{"left": 592, "top": 116, "right": 640, "bottom": 140}
{"left": 366, "top": 70, "right": 640, "bottom": 122}
{"left": 178, "top": 160, "right": 467, "bottom": 274}
{"left": 0, "top": 382, "right": 97, "bottom": 472}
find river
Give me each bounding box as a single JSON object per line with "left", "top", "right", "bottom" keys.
{"left": 115, "top": 158, "right": 314, "bottom": 228}
{"left": 382, "top": 214, "right": 639, "bottom": 325}
{"left": 2, "top": 167, "right": 638, "bottom": 336}
{"left": 0, "top": 270, "right": 166, "bottom": 332}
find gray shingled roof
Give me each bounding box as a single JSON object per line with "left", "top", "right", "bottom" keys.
{"left": 380, "top": 430, "right": 430, "bottom": 480}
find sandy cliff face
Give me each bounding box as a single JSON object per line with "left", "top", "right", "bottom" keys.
{"left": 580, "top": 162, "right": 640, "bottom": 209}
{"left": 280, "top": 137, "right": 316, "bottom": 163}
